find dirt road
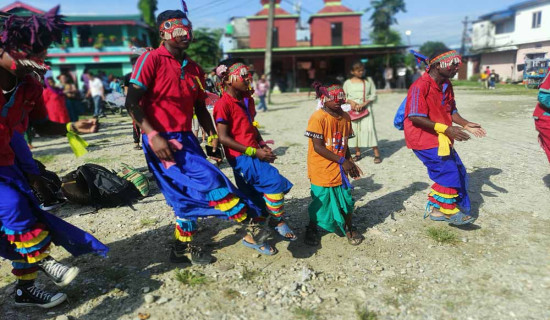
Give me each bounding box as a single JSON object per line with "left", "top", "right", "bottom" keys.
{"left": 1, "top": 88, "right": 549, "bottom": 320}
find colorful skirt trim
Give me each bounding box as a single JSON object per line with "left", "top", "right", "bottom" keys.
{"left": 142, "top": 132, "right": 261, "bottom": 221}
{"left": 426, "top": 183, "right": 459, "bottom": 215}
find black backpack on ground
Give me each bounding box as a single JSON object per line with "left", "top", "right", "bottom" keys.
{"left": 62, "top": 163, "right": 140, "bottom": 208}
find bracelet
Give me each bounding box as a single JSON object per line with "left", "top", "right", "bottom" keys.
{"left": 207, "top": 134, "right": 218, "bottom": 145}
{"left": 244, "top": 147, "right": 257, "bottom": 157}
{"left": 338, "top": 157, "right": 346, "bottom": 164}
{"left": 147, "top": 130, "right": 159, "bottom": 141}
{"left": 258, "top": 140, "right": 267, "bottom": 148}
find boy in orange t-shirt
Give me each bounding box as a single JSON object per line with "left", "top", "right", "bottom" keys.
{"left": 305, "top": 81, "right": 363, "bottom": 246}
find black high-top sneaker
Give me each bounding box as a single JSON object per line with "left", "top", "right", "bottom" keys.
{"left": 38, "top": 257, "right": 79, "bottom": 287}
{"left": 14, "top": 282, "right": 67, "bottom": 308}
{"left": 169, "top": 242, "right": 214, "bottom": 265}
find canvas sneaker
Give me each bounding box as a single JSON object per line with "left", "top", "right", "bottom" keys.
{"left": 169, "top": 242, "right": 214, "bottom": 265}
{"left": 14, "top": 284, "right": 67, "bottom": 308}
{"left": 39, "top": 198, "right": 66, "bottom": 211}
{"left": 38, "top": 257, "right": 79, "bottom": 287}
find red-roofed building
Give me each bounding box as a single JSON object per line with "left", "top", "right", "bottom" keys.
{"left": 309, "top": 0, "right": 362, "bottom": 46}
{"left": 226, "top": 0, "right": 405, "bottom": 89}
{"left": 248, "top": 0, "right": 299, "bottom": 48}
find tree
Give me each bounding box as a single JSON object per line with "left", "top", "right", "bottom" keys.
{"left": 138, "top": 0, "right": 157, "bottom": 28}
{"left": 186, "top": 28, "right": 223, "bottom": 70}
{"left": 368, "top": 0, "right": 406, "bottom": 44}
{"left": 419, "top": 41, "right": 449, "bottom": 60}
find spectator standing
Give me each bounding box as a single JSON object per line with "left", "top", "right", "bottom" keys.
{"left": 255, "top": 74, "right": 270, "bottom": 112}
{"left": 396, "top": 64, "right": 407, "bottom": 89}
{"left": 59, "top": 74, "right": 80, "bottom": 122}
{"left": 88, "top": 73, "right": 105, "bottom": 118}
{"left": 384, "top": 65, "right": 393, "bottom": 90}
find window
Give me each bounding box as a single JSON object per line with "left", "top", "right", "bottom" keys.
{"left": 272, "top": 27, "right": 279, "bottom": 48}
{"left": 532, "top": 11, "right": 542, "bottom": 28}
{"left": 495, "top": 19, "right": 514, "bottom": 34}
{"left": 331, "top": 22, "right": 342, "bottom": 46}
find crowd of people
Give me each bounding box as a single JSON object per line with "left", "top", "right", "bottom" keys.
{"left": 1, "top": 3, "right": 548, "bottom": 312}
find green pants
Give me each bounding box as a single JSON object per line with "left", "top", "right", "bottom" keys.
{"left": 308, "top": 184, "right": 354, "bottom": 234}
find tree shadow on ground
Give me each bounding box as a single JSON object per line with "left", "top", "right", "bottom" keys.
{"left": 467, "top": 167, "right": 507, "bottom": 219}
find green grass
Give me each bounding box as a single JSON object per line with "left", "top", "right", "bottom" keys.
{"left": 174, "top": 268, "right": 208, "bottom": 286}
{"left": 35, "top": 154, "right": 56, "bottom": 164}
{"left": 452, "top": 80, "right": 535, "bottom": 95}
{"left": 223, "top": 288, "right": 241, "bottom": 300}
{"left": 293, "top": 307, "right": 318, "bottom": 320}
{"left": 382, "top": 295, "right": 399, "bottom": 308}
{"left": 426, "top": 226, "right": 458, "bottom": 244}
{"left": 241, "top": 266, "right": 260, "bottom": 281}
{"left": 140, "top": 218, "right": 158, "bottom": 227}
{"left": 385, "top": 276, "right": 418, "bottom": 294}
{"left": 86, "top": 156, "right": 112, "bottom": 164}
{"left": 355, "top": 304, "right": 378, "bottom": 320}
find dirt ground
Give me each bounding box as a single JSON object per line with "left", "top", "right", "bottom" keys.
{"left": 1, "top": 88, "right": 549, "bottom": 320}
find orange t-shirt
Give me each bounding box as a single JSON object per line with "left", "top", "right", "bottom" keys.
{"left": 305, "top": 109, "right": 353, "bottom": 187}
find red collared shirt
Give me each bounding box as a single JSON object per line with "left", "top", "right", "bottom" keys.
{"left": 213, "top": 93, "right": 259, "bottom": 161}
{"left": 404, "top": 72, "right": 457, "bottom": 150}
{"left": 0, "top": 75, "right": 47, "bottom": 166}
{"left": 130, "top": 45, "right": 207, "bottom": 133}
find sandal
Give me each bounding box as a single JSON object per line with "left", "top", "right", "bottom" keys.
{"left": 241, "top": 239, "right": 278, "bottom": 255}
{"left": 274, "top": 221, "right": 298, "bottom": 241}
{"left": 373, "top": 157, "right": 382, "bottom": 164}
{"left": 345, "top": 226, "right": 364, "bottom": 246}
{"left": 426, "top": 205, "right": 475, "bottom": 225}
{"left": 304, "top": 225, "right": 319, "bottom": 246}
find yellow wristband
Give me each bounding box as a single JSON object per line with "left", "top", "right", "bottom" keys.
{"left": 434, "top": 123, "right": 448, "bottom": 134}
{"left": 207, "top": 134, "right": 218, "bottom": 146}
{"left": 66, "top": 122, "right": 75, "bottom": 133}
{"left": 244, "top": 147, "right": 257, "bottom": 157}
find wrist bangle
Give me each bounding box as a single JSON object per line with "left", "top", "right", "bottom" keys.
{"left": 147, "top": 130, "right": 159, "bottom": 141}
{"left": 244, "top": 147, "right": 257, "bottom": 157}
{"left": 338, "top": 157, "right": 346, "bottom": 164}
{"left": 66, "top": 122, "right": 76, "bottom": 133}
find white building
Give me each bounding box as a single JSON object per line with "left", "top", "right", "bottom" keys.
{"left": 470, "top": 0, "right": 550, "bottom": 81}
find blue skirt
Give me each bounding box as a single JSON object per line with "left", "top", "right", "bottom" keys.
{"left": 10, "top": 131, "right": 40, "bottom": 176}
{"left": 142, "top": 132, "right": 262, "bottom": 220}
{"left": 232, "top": 155, "right": 293, "bottom": 214}
{"left": 413, "top": 147, "right": 471, "bottom": 214}
{"left": 0, "top": 165, "right": 109, "bottom": 261}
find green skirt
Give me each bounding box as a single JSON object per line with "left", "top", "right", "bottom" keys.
{"left": 308, "top": 184, "right": 354, "bottom": 234}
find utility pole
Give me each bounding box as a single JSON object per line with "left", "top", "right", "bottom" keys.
{"left": 460, "top": 16, "right": 469, "bottom": 55}
{"left": 264, "top": 0, "right": 275, "bottom": 104}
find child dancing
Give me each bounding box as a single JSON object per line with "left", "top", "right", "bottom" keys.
{"left": 304, "top": 80, "right": 364, "bottom": 246}
{"left": 214, "top": 59, "right": 295, "bottom": 247}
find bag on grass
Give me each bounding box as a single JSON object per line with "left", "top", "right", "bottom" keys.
{"left": 62, "top": 163, "right": 140, "bottom": 207}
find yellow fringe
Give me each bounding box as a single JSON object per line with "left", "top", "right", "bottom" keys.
{"left": 26, "top": 251, "right": 50, "bottom": 264}
{"left": 214, "top": 197, "right": 240, "bottom": 212}
{"left": 17, "top": 272, "right": 38, "bottom": 281}
{"left": 439, "top": 207, "right": 460, "bottom": 215}
{"left": 174, "top": 229, "right": 192, "bottom": 242}
{"left": 233, "top": 211, "right": 248, "bottom": 223}
{"left": 265, "top": 193, "right": 284, "bottom": 201}
{"left": 13, "top": 231, "right": 49, "bottom": 249}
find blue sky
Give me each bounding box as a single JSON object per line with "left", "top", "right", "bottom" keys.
{"left": 1, "top": 0, "right": 521, "bottom": 47}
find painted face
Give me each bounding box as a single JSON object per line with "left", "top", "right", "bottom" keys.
{"left": 227, "top": 63, "right": 253, "bottom": 91}
{"left": 323, "top": 85, "right": 346, "bottom": 104}
{"left": 160, "top": 17, "right": 193, "bottom": 42}
{"left": 6, "top": 49, "right": 50, "bottom": 75}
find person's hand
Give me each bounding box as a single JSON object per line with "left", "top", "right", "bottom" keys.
{"left": 342, "top": 159, "right": 363, "bottom": 179}
{"left": 444, "top": 126, "right": 470, "bottom": 141}
{"left": 209, "top": 137, "right": 223, "bottom": 162}
{"left": 256, "top": 148, "right": 277, "bottom": 163}
{"left": 150, "top": 134, "right": 174, "bottom": 161}
{"left": 73, "top": 119, "right": 99, "bottom": 133}
{"left": 464, "top": 122, "right": 486, "bottom": 138}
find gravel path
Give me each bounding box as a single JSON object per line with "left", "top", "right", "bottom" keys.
{"left": 1, "top": 89, "right": 549, "bottom": 320}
